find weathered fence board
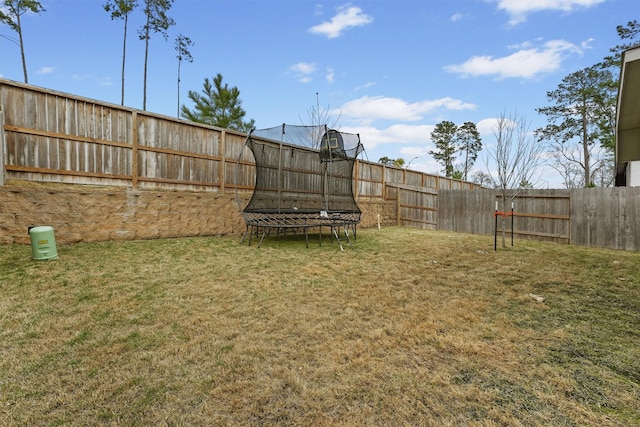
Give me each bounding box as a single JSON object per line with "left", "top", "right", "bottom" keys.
{"left": 571, "top": 187, "right": 640, "bottom": 251}
{"left": 1, "top": 79, "right": 479, "bottom": 197}
{"left": 386, "top": 183, "right": 439, "bottom": 229}
{"left": 439, "top": 189, "right": 571, "bottom": 244}
{"left": 438, "top": 189, "right": 495, "bottom": 235}
{"left": 502, "top": 190, "right": 570, "bottom": 244}
{"left": 0, "top": 111, "right": 4, "bottom": 185}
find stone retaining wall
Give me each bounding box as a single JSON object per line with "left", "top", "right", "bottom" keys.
{"left": 0, "top": 181, "right": 394, "bottom": 245}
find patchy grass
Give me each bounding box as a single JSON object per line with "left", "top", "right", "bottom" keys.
{"left": 1, "top": 227, "right": 638, "bottom": 426}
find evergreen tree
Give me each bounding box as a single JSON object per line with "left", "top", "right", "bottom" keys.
{"left": 0, "top": 0, "right": 45, "bottom": 84}
{"left": 456, "top": 121, "right": 482, "bottom": 181}
{"left": 429, "top": 121, "right": 458, "bottom": 177}
{"left": 471, "top": 171, "right": 495, "bottom": 188}
{"left": 378, "top": 156, "right": 393, "bottom": 166}
{"left": 598, "top": 20, "right": 640, "bottom": 152}
{"left": 535, "top": 66, "right": 615, "bottom": 187}
{"left": 601, "top": 20, "right": 640, "bottom": 70}
{"left": 181, "top": 74, "right": 255, "bottom": 133}
{"left": 379, "top": 157, "right": 406, "bottom": 168}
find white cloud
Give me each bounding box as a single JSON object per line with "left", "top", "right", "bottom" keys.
{"left": 70, "top": 73, "right": 112, "bottom": 86}
{"left": 444, "top": 39, "right": 584, "bottom": 79}
{"left": 354, "top": 81, "right": 376, "bottom": 92}
{"left": 490, "top": 0, "right": 606, "bottom": 26}
{"left": 476, "top": 117, "right": 501, "bottom": 137}
{"left": 450, "top": 12, "right": 466, "bottom": 22}
{"left": 289, "top": 62, "right": 317, "bottom": 83}
{"left": 398, "top": 147, "right": 439, "bottom": 173}
{"left": 326, "top": 68, "right": 335, "bottom": 83}
{"left": 336, "top": 95, "right": 477, "bottom": 123}
{"left": 581, "top": 38, "right": 595, "bottom": 49}
{"left": 341, "top": 123, "right": 434, "bottom": 148}
{"left": 400, "top": 146, "right": 430, "bottom": 158}
{"left": 308, "top": 5, "right": 373, "bottom": 39}
{"left": 36, "top": 66, "right": 55, "bottom": 75}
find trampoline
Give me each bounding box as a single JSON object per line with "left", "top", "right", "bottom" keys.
{"left": 237, "top": 124, "right": 364, "bottom": 250}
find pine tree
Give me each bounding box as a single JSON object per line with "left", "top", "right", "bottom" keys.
{"left": 180, "top": 74, "right": 255, "bottom": 133}
{"left": 456, "top": 121, "right": 482, "bottom": 181}
{"left": 536, "top": 66, "right": 615, "bottom": 187}
{"left": 429, "top": 121, "right": 458, "bottom": 177}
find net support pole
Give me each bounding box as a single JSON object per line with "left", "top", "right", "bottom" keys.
{"left": 511, "top": 202, "right": 514, "bottom": 247}
{"left": 494, "top": 201, "right": 498, "bottom": 252}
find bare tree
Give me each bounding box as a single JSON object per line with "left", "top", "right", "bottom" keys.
{"left": 0, "top": 0, "right": 45, "bottom": 83}
{"left": 300, "top": 92, "right": 341, "bottom": 148}
{"left": 546, "top": 141, "right": 614, "bottom": 188}
{"left": 548, "top": 147, "right": 584, "bottom": 188}
{"left": 485, "top": 111, "right": 545, "bottom": 247}
{"left": 472, "top": 170, "right": 495, "bottom": 188}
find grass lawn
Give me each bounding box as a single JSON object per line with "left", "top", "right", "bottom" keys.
{"left": 1, "top": 227, "right": 638, "bottom": 426}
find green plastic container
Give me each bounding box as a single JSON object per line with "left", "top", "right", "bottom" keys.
{"left": 29, "top": 226, "right": 58, "bottom": 260}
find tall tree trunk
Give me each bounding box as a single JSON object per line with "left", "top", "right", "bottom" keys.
{"left": 582, "top": 115, "right": 590, "bottom": 186}
{"left": 143, "top": 38, "right": 149, "bottom": 110}
{"left": 142, "top": 9, "right": 150, "bottom": 111}
{"left": 17, "top": 15, "right": 28, "bottom": 83}
{"left": 464, "top": 145, "right": 469, "bottom": 181}
{"left": 120, "top": 14, "right": 128, "bottom": 106}
{"left": 177, "top": 58, "right": 181, "bottom": 117}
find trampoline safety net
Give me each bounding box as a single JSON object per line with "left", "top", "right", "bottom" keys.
{"left": 239, "top": 124, "right": 364, "bottom": 246}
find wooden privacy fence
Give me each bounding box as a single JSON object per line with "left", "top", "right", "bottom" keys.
{"left": 499, "top": 191, "right": 571, "bottom": 244}
{"left": 438, "top": 188, "right": 640, "bottom": 251}
{"left": 571, "top": 187, "right": 640, "bottom": 251}
{"left": 6, "top": 79, "right": 638, "bottom": 251}
{"left": 0, "top": 78, "right": 479, "bottom": 196}
{"left": 386, "top": 183, "right": 438, "bottom": 229}
{"left": 438, "top": 189, "right": 571, "bottom": 244}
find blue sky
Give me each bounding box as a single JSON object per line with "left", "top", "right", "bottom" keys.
{"left": 0, "top": 0, "right": 636, "bottom": 187}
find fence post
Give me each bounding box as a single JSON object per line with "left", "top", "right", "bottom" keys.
{"left": 381, "top": 165, "right": 386, "bottom": 200}
{"left": 220, "top": 130, "right": 226, "bottom": 192}
{"left": 0, "top": 111, "right": 5, "bottom": 185}
{"left": 396, "top": 188, "right": 401, "bottom": 226}
{"left": 131, "top": 111, "right": 138, "bottom": 188}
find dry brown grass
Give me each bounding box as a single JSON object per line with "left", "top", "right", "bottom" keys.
{"left": 1, "top": 227, "right": 638, "bottom": 426}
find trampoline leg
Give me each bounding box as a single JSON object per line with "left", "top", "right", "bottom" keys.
{"left": 333, "top": 227, "right": 344, "bottom": 252}
{"left": 241, "top": 225, "right": 249, "bottom": 244}
{"left": 319, "top": 226, "right": 322, "bottom": 247}
{"left": 343, "top": 225, "right": 353, "bottom": 249}
{"left": 248, "top": 226, "right": 254, "bottom": 246}
{"left": 257, "top": 229, "right": 267, "bottom": 248}
{"left": 305, "top": 227, "right": 309, "bottom": 248}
